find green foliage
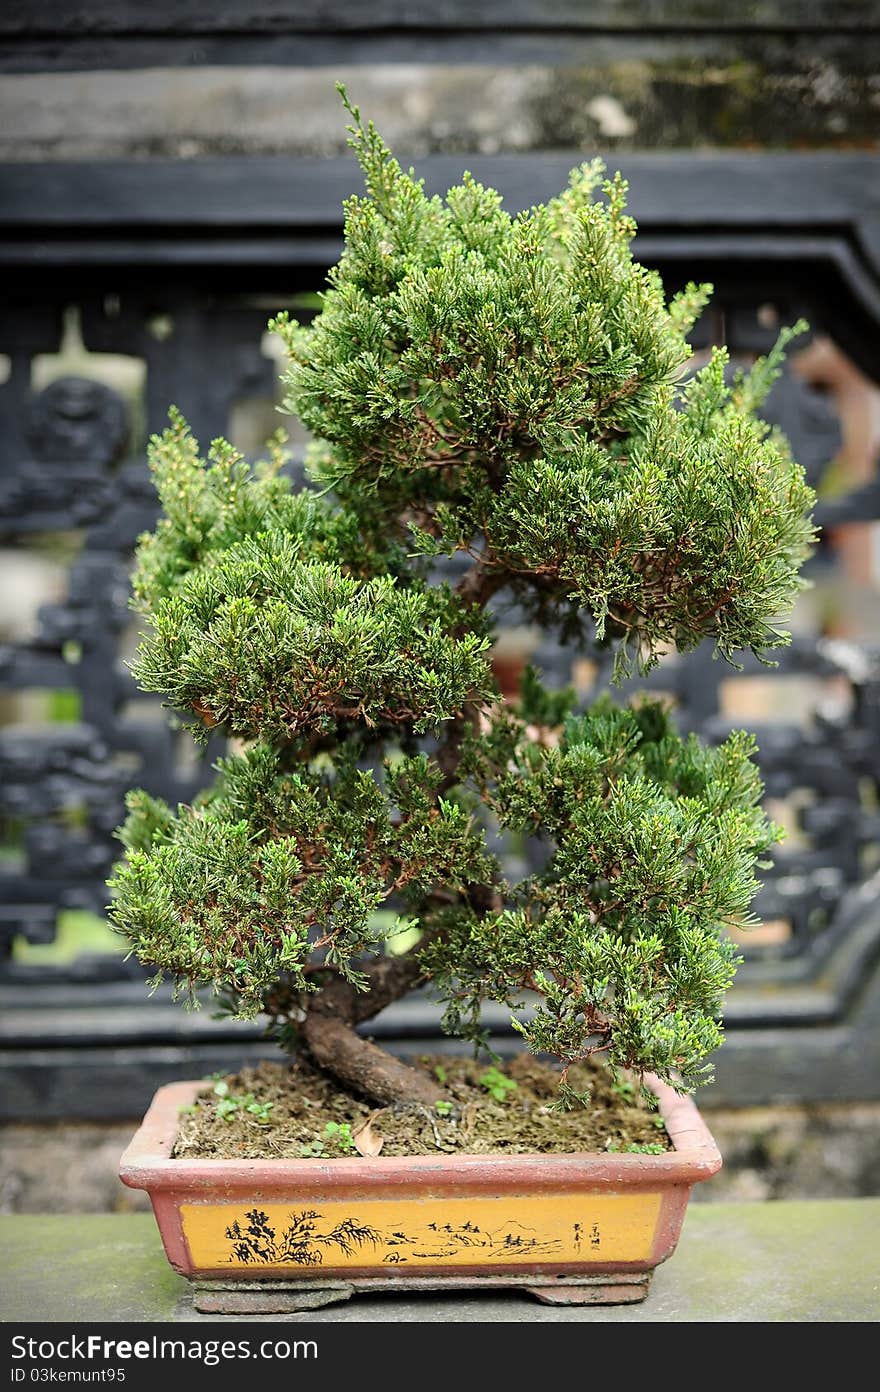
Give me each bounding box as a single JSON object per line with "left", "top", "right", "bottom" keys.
{"left": 107, "top": 89, "right": 815, "bottom": 1105}
{"left": 426, "top": 695, "right": 778, "bottom": 1091}
{"left": 130, "top": 417, "right": 495, "bottom": 745}
{"left": 134, "top": 538, "right": 494, "bottom": 745}
{"left": 271, "top": 88, "right": 815, "bottom": 672}
{"left": 109, "top": 742, "right": 494, "bottom": 1012}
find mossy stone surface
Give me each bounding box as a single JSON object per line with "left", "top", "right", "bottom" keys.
{"left": 3, "top": 1200, "right": 877, "bottom": 1322}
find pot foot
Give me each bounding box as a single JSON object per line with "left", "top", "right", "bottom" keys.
{"left": 192, "top": 1282, "right": 354, "bottom": 1314}
{"left": 527, "top": 1275, "right": 651, "bottom": 1306}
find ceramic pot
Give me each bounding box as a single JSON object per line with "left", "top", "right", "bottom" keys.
{"left": 119, "top": 1072, "right": 721, "bottom": 1313}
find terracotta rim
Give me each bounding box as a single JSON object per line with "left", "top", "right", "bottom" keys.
{"left": 120, "top": 1072, "right": 722, "bottom": 1194}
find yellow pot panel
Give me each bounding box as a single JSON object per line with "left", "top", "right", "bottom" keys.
{"left": 181, "top": 1191, "right": 662, "bottom": 1271}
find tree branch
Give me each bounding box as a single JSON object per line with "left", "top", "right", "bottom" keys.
{"left": 353, "top": 948, "right": 432, "bottom": 1024}
{"left": 456, "top": 556, "right": 506, "bottom": 609}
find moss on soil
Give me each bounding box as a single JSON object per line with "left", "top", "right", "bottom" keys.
{"left": 172, "top": 1054, "right": 671, "bottom": 1160}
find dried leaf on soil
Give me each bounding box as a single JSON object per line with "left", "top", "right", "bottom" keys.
{"left": 352, "top": 1115, "right": 385, "bottom": 1157}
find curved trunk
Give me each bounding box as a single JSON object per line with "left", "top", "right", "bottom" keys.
{"left": 298, "top": 951, "right": 444, "bottom": 1109}
{"left": 300, "top": 1011, "right": 443, "bottom": 1108}
{"left": 290, "top": 887, "right": 502, "bottom": 1111}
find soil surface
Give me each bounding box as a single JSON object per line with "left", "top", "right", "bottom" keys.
{"left": 172, "top": 1054, "right": 671, "bottom": 1160}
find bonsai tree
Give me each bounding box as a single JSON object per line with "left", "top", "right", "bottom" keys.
{"left": 108, "top": 92, "right": 815, "bottom": 1113}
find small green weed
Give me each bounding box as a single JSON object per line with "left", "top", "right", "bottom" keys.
{"left": 210, "top": 1079, "right": 274, "bottom": 1125}
{"left": 606, "top": 1138, "right": 666, "bottom": 1155}
{"left": 299, "top": 1121, "right": 356, "bottom": 1158}
{"left": 479, "top": 1066, "right": 518, "bottom": 1102}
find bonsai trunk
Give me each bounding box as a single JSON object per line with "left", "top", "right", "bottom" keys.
{"left": 291, "top": 691, "right": 504, "bottom": 1111}
{"left": 298, "top": 951, "right": 444, "bottom": 1109}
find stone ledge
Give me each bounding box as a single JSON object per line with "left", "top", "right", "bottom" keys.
{"left": 2, "top": 1199, "right": 878, "bottom": 1322}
